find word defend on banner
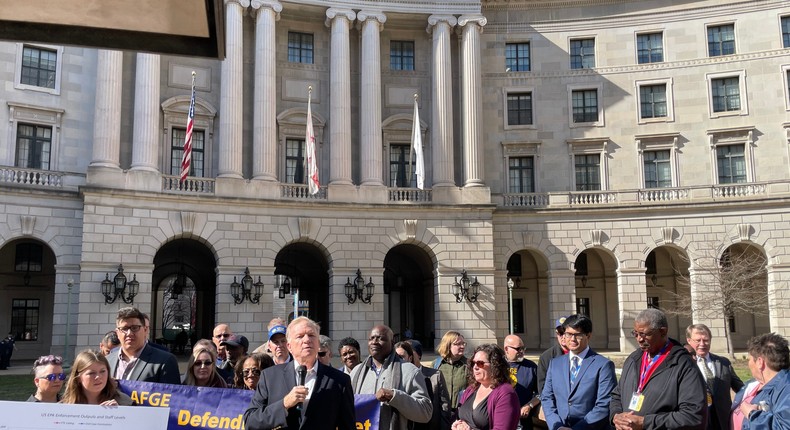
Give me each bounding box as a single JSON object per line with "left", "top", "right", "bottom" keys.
{"left": 119, "top": 380, "right": 380, "bottom": 430}
{"left": 0, "top": 400, "right": 169, "bottom": 430}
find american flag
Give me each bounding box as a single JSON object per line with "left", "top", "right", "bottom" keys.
{"left": 180, "top": 72, "right": 196, "bottom": 183}
{"left": 305, "top": 86, "right": 320, "bottom": 195}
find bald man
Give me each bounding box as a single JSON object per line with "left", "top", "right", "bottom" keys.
{"left": 504, "top": 334, "right": 539, "bottom": 430}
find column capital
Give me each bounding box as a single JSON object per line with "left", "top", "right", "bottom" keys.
{"left": 251, "top": 0, "right": 281, "bottom": 15}
{"left": 357, "top": 10, "right": 387, "bottom": 27}
{"left": 457, "top": 15, "right": 487, "bottom": 29}
{"left": 225, "top": 0, "right": 251, "bottom": 7}
{"left": 325, "top": 7, "right": 356, "bottom": 27}
{"left": 426, "top": 14, "right": 457, "bottom": 33}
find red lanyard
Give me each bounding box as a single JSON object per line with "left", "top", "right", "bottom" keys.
{"left": 637, "top": 342, "right": 670, "bottom": 393}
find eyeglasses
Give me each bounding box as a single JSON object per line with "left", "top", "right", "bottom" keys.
{"left": 470, "top": 360, "right": 489, "bottom": 368}
{"left": 193, "top": 360, "right": 213, "bottom": 368}
{"left": 116, "top": 325, "right": 143, "bottom": 334}
{"left": 243, "top": 368, "right": 261, "bottom": 377}
{"left": 505, "top": 345, "right": 524, "bottom": 353}
{"left": 452, "top": 342, "right": 467, "bottom": 347}
{"left": 318, "top": 351, "right": 327, "bottom": 357}
{"left": 563, "top": 332, "right": 587, "bottom": 341}
{"left": 42, "top": 373, "right": 67, "bottom": 381}
{"left": 34, "top": 355, "right": 63, "bottom": 367}
{"left": 630, "top": 330, "right": 657, "bottom": 339}
{"left": 214, "top": 333, "right": 231, "bottom": 339}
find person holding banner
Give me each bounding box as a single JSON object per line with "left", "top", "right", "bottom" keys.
{"left": 244, "top": 316, "right": 356, "bottom": 430}
{"left": 61, "top": 349, "right": 135, "bottom": 406}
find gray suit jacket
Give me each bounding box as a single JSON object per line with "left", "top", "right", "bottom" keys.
{"left": 108, "top": 343, "right": 181, "bottom": 385}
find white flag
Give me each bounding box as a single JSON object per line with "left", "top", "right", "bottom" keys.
{"left": 411, "top": 97, "right": 425, "bottom": 190}
{"left": 305, "top": 90, "right": 320, "bottom": 195}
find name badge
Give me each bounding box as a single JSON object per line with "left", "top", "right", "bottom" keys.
{"left": 629, "top": 392, "right": 644, "bottom": 412}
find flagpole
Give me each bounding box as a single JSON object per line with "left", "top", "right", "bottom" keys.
{"left": 305, "top": 85, "right": 311, "bottom": 183}
{"left": 408, "top": 93, "right": 417, "bottom": 187}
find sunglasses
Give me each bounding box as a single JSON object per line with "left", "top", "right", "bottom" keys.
{"left": 193, "top": 360, "right": 214, "bottom": 368}
{"left": 470, "top": 360, "right": 490, "bottom": 368}
{"left": 506, "top": 346, "right": 524, "bottom": 353}
{"left": 318, "top": 351, "right": 327, "bottom": 357}
{"left": 43, "top": 373, "right": 67, "bottom": 381}
{"left": 243, "top": 368, "right": 261, "bottom": 377}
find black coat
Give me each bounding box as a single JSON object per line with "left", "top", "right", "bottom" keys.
{"left": 610, "top": 339, "right": 708, "bottom": 430}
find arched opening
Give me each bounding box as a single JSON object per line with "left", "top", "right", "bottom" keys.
{"left": 645, "top": 246, "right": 691, "bottom": 341}
{"left": 0, "top": 238, "right": 57, "bottom": 360}
{"left": 506, "top": 249, "right": 550, "bottom": 349}
{"left": 574, "top": 249, "right": 618, "bottom": 349}
{"left": 383, "top": 244, "right": 434, "bottom": 349}
{"left": 152, "top": 238, "right": 216, "bottom": 353}
{"left": 719, "top": 243, "right": 769, "bottom": 348}
{"left": 274, "top": 243, "right": 329, "bottom": 334}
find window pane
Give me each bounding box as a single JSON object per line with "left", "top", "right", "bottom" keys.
{"left": 708, "top": 24, "right": 735, "bottom": 56}
{"left": 15, "top": 123, "right": 52, "bottom": 170}
{"left": 10, "top": 298, "right": 40, "bottom": 341}
{"left": 170, "top": 128, "right": 205, "bottom": 177}
{"left": 20, "top": 46, "right": 57, "bottom": 89}
{"left": 712, "top": 77, "right": 740, "bottom": 113}
{"left": 572, "top": 90, "right": 598, "bottom": 123}
{"left": 390, "top": 41, "right": 415, "bottom": 71}
{"left": 389, "top": 144, "right": 416, "bottom": 187}
{"left": 639, "top": 84, "right": 667, "bottom": 119}
{"left": 571, "top": 39, "right": 595, "bottom": 69}
{"left": 507, "top": 92, "right": 533, "bottom": 125}
{"left": 783, "top": 17, "right": 790, "bottom": 48}
{"left": 505, "top": 42, "right": 530, "bottom": 72}
{"left": 288, "top": 32, "right": 314, "bottom": 64}
{"left": 286, "top": 139, "right": 305, "bottom": 183}
{"left": 643, "top": 150, "right": 672, "bottom": 188}
{"left": 574, "top": 154, "right": 601, "bottom": 191}
{"left": 508, "top": 156, "right": 534, "bottom": 193}
{"left": 717, "top": 144, "right": 746, "bottom": 184}
{"left": 637, "top": 33, "right": 663, "bottom": 64}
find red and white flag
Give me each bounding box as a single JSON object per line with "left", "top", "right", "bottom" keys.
{"left": 305, "top": 87, "right": 320, "bottom": 195}
{"left": 179, "top": 72, "right": 196, "bottom": 183}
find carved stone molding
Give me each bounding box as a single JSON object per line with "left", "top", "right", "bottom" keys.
{"left": 404, "top": 219, "right": 418, "bottom": 240}
{"left": 589, "top": 229, "right": 604, "bottom": 246}
{"left": 662, "top": 227, "right": 675, "bottom": 244}
{"left": 180, "top": 211, "right": 196, "bottom": 236}
{"left": 20, "top": 215, "right": 36, "bottom": 236}
{"left": 737, "top": 223, "right": 752, "bottom": 242}
{"left": 298, "top": 217, "right": 312, "bottom": 238}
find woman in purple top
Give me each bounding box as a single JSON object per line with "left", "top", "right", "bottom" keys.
{"left": 453, "top": 344, "right": 520, "bottom": 430}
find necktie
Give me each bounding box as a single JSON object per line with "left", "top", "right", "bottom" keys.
{"left": 699, "top": 357, "right": 714, "bottom": 385}
{"left": 570, "top": 356, "right": 580, "bottom": 384}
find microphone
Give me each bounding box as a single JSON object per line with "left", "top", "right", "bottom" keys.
{"left": 296, "top": 365, "right": 307, "bottom": 411}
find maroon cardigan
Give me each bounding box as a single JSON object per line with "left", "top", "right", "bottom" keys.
{"left": 459, "top": 382, "right": 521, "bottom": 430}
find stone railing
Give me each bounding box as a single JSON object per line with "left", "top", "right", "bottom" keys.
{"left": 503, "top": 193, "right": 549, "bottom": 207}
{"left": 162, "top": 175, "right": 215, "bottom": 194}
{"left": 713, "top": 183, "right": 767, "bottom": 198}
{"left": 280, "top": 184, "right": 327, "bottom": 200}
{"left": 0, "top": 166, "right": 64, "bottom": 188}
{"left": 569, "top": 191, "right": 618, "bottom": 206}
{"left": 638, "top": 187, "right": 691, "bottom": 202}
{"left": 388, "top": 187, "right": 433, "bottom": 203}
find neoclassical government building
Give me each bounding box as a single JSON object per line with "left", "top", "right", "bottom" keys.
{"left": 1, "top": 0, "right": 789, "bottom": 361}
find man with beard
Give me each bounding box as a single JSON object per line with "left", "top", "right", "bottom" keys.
{"left": 610, "top": 308, "right": 707, "bottom": 430}
{"left": 350, "top": 324, "right": 432, "bottom": 430}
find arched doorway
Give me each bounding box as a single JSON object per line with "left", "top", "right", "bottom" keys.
{"left": 0, "top": 238, "right": 56, "bottom": 360}
{"left": 383, "top": 244, "right": 434, "bottom": 349}
{"left": 574, "top": 249, "right": 618, "bottom": 349}
{"left": 152, "top": 239, "right": 216, "bottom": 351}
{"left": 274, "top": 243, "right": 329, "bottom": 334}
{"left": 718, "top": 243, "right": 769, "bottom": 348}
{"left": 506, "top": 249, "right": 549, "bottom": 349}
{"left": 645, "top": 246, "right": 691, "bottom": 341}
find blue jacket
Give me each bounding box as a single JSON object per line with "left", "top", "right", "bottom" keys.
{"left": 742, "top": 369, "right": 790, "bottom": 430}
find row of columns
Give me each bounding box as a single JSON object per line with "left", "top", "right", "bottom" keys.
{"left": 89, "top": 0, "right": 487, "bottom": 189}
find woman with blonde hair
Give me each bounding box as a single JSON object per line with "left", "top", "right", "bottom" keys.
{"left": 434, "top": 330, "right": 469, "bottom": 413}
{"left": 185, "top": 345, "right": 227, "bottom": 388}
{"left": 61, "top": 349, "right": 134, "bottom": 405}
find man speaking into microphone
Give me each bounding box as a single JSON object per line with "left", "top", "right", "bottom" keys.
{"left": 244, "top": 316, "right": 356, "bottom": 430}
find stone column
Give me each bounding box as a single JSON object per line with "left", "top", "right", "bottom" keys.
{"left": 251, "top": 0, "right": 282, "bottom": 182}
{"left": 546, "top": 268, "right": 576, "bottom": 334}
{"left": 326, "top": 8, "right": 356, "bottom": 186}
{"left": 90, "top": 50, "right": 123, "bottom": 168}
{"left": 617, "top": 267, "right": 648, "bottom": 352}
{"left": 427, "top": 15, "right": 457, "bottom": 187}
{"left": 458, "top": 15, "right": 486, "bottom": 187}
{"left": 131, "top": 53, "right": 161, "bottom": 172}
{"left": 218, "top": 0, "right": 249, "bottom": 179}
{"left": 767, "top": 263, "right": 790, "bottom": 333}
{"left": 358, "top": 11, "right": 386, "bottom": 187}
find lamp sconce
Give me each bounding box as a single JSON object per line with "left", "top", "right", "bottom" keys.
{"left": 230, "top": 267, "right": 263, "bottom": 305}
{"left": 452, "top": 269, "right": 480, "bottom": 303}
{"left": 507, "top": 276, "right": 521, "bottom": 290}
{"left": 101, "top": 264, "right": 139, "bottom": 304}
{"left": 345, "top": 269, "right": 374, "bottom": 304}
{"left": 276, "top": 274, "right": 295, "bottom": 299}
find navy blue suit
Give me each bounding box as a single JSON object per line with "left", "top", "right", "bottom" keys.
{"left": 541, "top": 349, "right": 616, "bottom": 430}
{"left": 244, "top": 361, "right": 356, "bottom": 430}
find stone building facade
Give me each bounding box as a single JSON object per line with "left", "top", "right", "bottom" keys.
{"left": 0, "top": 0, "right": 789, "bottom": 361}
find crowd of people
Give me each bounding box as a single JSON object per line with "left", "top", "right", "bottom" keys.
{"left": 18, "top": 306, "right": 790, "bottom": 429}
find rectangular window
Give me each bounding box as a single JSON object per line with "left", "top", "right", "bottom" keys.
{"left": 640, "top": 84, "right": 668, "bottom": 119}
{"left": 637, "top": 32, "right": 664, "bottom": 64}
{"left": 505, "top": 42, "right": 530, "bottom": 72}
{"left": 15, "top": 123, "right": 52, "bottom": 170}
{"left": 508, "top": 156, "right": 535, "bottom": 193}
{"left": 572, "top": 89, "right": 598, "bottom": 123}
{"left": 717, "top": 144, "right": 747, "bottom": 184}
{"left": 507, "top": 92, "right": 533, "bottom": 125}
{"left": 286, "top": 138, "right": 306, "bottom": 184}
{"left": 728, "top": 315, "right": 736, "bottom": 333}
{"left": 170, "top": 128, "right": 205, "bottom": 177}
{"left": 643, "top": 150, "right": 672, "bottom": 188}
{"left": 575, "top": 154, "right": 601, "bottom": 191}
{"left": 576, "top": 297, "right": 590, "bottom": 317}
{"left": 15, "top": 243, "right": 43, "bottom": 272}
{"left": 570, "top": 38, "right": 595, "bottom": 69}
{"left": 647, "top": 297, "right": 660, "bottom": 309}
{"left": 288, "top": 32, "right": 314, "bottom": 64}
{"left": 390, "top": 41, "right": 415, "bottom": 71}
{"left": 783, "top": 16, "right": 790, "bottom": 48}
{"left": 21, "top": 45, "right": 57, "bottom": 89}
{"left": 711, "top": 77, "right": 741, "bottom": 113}
{"left": 389, "top": 144, "right": 416, "bottom": 188}
{"left": 708, "top": 24, "right": 735, "bottom": 56}
{"left": 513, "top": 298, "right": 525, "bottom": 334}
{"left": 11, "top": 299, "right": 40, "bottom": 341}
